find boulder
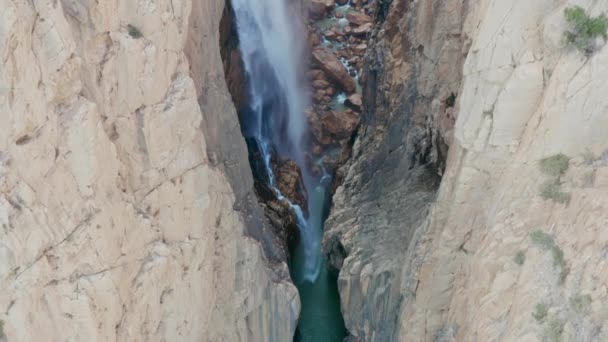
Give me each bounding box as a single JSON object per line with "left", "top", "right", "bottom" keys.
{"left": 346, "top": 11, "right": 372, "bottom": 26}
{"left": 352, "top": 44, "right": 367, "bottom": 54}
{"left": 309, "top": 109, "right": 360, "bottom": 146}
{"left": 272, "top": 157, "right": 308, "bottom": 212}
{"left": 310, "top": 0, "right": 335, "bottom": 19}
{"left": 352, "top": 22, "right": 372, "bottom": 36}
{"left": 345, "top": 93, "right": 363, "bottom": 112}
{"left": 325, "top": 31, "right": 337, "bottom": 40}
{"left": 312, "top": 48, "right": 357, "bottom": 93}
{"left": 312, "top": 79, "right": 331, "bottom": 89}
{"left": 308, "top": 69, "right": 326, "bottom": 81}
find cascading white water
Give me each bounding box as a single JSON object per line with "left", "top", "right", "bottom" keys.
{"left": 231, "top": 0, "right": 321, "bottom": 281}
{"left": 232, "top": 0, "right": 307, "bottom": 157}
{"left": 231, "top": 1, "right": 348, "bottom": 339}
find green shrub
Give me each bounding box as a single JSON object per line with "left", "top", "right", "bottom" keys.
{"left": 128, "top": 24, "right": 143, "bottom": 39}
{"left": 539, "top": 179, "right": 571, "bottom": 204}
{"left": 563, "top": 6, "right": 608, "bottom": 54}
{"left": 545, "top": 317, "right": 564, "bottom": 342}
{"left": 532, "top": 303, "right": 548, "bottom": 322}
{"left": 445, "top": 93, "right": 456, "bottom": 108}
{"left": 529, "top": 230, "right": 569, "bottom": 283}
{"left": 569, "top": 294, "right": 592, "bottom": 314}
{"left": 514, "top": 251, "right": 526, "bottom": 265}
{"left": 539, "top": 154, "right": 570, "bottom": 177}
{"left": 530, "top": 230, "right": 555, "bottom": 250}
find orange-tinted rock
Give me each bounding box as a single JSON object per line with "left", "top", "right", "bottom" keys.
{"left": 312, "top": 79, "right": 331, "bottom": 89}
{"left": 308, "top": 69, "right": 326, "bottom": 81}
{"left": 310, "top": 0, "right": 335, "bottom": 19}
{"left": 352, "top": 22, "right": 372, "bottom": 36}
{"left": 309, "top": 32, "right": 321, "bottom": 46}
{"left": 312, "top": 48, "right": 356, "bottom": 93}
{"left": 346, "top": 11, "right": 372, "bottom": 26}
{"left": 309, "top": 110, "right": 360, "bottom": 147}
{"left": 273, "top": 157, "right": 308, "bottom": 211}
{"left": 345, "top": 93, "right": 363, "bottom": 112}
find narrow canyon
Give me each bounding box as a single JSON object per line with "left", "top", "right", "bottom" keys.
{"left": 1, "top": 0, "right": 608, "bottom": 341}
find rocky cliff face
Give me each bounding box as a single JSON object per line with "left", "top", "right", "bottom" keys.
{"left": 397, "top": 1, "right": 608, "bottom": 341}
{"left": 0, "top": 1, "right": 298, "bottom": 341}
{"left": 323, "top": 0, "right": 470, "bottom": 339}
{"left": 326, "top": 0, "right": 608, "bottom": 341}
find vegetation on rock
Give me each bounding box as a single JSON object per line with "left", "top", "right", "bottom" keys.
{"left": 529, "top": 230, "right": 569, "bottom": 283}
{"left": 538, "top": 154, "right": 571, "bottom": 204}
{"left": 532, "top": 303, "right": 548, "bottom": 322}
{"left": 569, "top": 294, "right": 592, "bottom": 315}
{"left": 544, "top": 317, "right": 564, "bottom": 342}
{"left": 514, "top": 251, "right": 526, "bottom": 265}
{"left": 128, "top": 24, "right": 143, "bottom": 39}
{"left": 539, "top": 154, "right": 570, "bottom": 177}
{"left": 563, "top": 6, "right": 608, "bottom": 54}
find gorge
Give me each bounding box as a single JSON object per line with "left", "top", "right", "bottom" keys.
{"left": 2, "top": 0, "right": 608, "bottom": 341}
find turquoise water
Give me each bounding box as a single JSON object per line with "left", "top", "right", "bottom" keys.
{"left": 291, "top": 185, "right": 347, "bottom": 342}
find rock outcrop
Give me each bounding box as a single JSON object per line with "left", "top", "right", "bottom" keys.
{"left": 0, "top": 1, "right": 298, "bottom": 341}
{"left": 325, "top": 0, "right": 608, "bottom": 341}
{"left": 396, "top": 1, "right": 608, "bottom": 341}
{"left": 312, "top": 48, "right": 357, "bottom": 93}
{"left": 323, "top": 0, "right": 470, "bottom": 339}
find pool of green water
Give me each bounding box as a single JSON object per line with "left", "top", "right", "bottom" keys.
{"left": 291, "top": 185, "right": 347, "bottom": 342}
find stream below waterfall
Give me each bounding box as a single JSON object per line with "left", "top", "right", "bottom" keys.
{"left": 230, "top": 0, "right": 347, "bottom": 341}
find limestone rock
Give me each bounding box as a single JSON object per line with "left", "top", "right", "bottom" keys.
{"left": 0, "top": 0, "right": 299, "bottom": 341}
{"left": 325, "top": 0, "right": 608, "bottom": 342}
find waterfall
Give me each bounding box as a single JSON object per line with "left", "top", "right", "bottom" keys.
{"left": 232, "top": 1, "right": 347, "bottom": 340}
{"left": 231, "top": 0, "right": 308, "bottom": 159}
{"left": 231, "top": 0, "right": 321, "bottom": 281}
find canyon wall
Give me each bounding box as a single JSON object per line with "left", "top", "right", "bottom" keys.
{"left": 397, "top": 1, "right": 608, "bottom": 341}
{"left": 327, "top": 0, "right": 608, "bottom": 341}
{"left": 323, "top": 0, "right": 470, "bottom": 339}
{"left": 0, "top": 0, "right": 298, "bottom": 341}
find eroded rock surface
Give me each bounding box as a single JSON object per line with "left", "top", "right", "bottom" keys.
{"left": 325, "top": 0, "right": 608, "bottom": 341}
{"left": 0, "top": 0, "right": 298, "bottom": 341}
{"left": 397, "top": 1, "right": 608, "bottom": 341}
{"left": 322, "top": 0, "right": 474, "bottom": 340}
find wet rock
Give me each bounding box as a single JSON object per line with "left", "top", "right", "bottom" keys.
{"left": 273, "top": 157, "right": 308, "bottom": 213}
{"left": 325, "top": 31, "right": 337, "bottom": 40}
{"left": 346, "top": 11, "right": 372, "bottom": 26}
{"left": 308, "top": 32, "right": 322, "bottom": 46}
{"left": 310, "top": 0, "right": 335, "bottom": 19}
{"left": 345, "top": 93, "right": 362, "bottom": 112}
{"left": 309, "top": 110, "right": 360, "bottom": 147}
{"left": 308, "top": 69, "right": 326, "bottom": 81}
{"left": 352, "top": 43, "right": 367, "bottom": 53}
{"left": 312, "top": 48, "right": 356, "bottom": 93}
{"left": 352, "top": 22, "right": 372, "bottom": 36}
{"left": 312, "top": 79, "right": 331, "bottom": 89}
